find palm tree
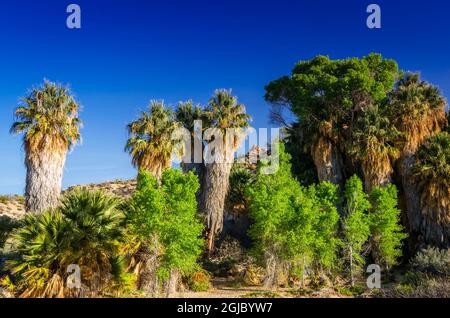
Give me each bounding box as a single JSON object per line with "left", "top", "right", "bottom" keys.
{"left": 7, "top": 190, "right": 124, "bottom": 298}
{"left": 389, "top": 73, "right": 447, "bottom": 248}
{"left": 390, "top": 73, "right": 447, "bottom": 153}
{"left": 10, "top": 81, "right": 82, "bottom": 214}
{"left": 174, "top": 100, "right": 210, "bottom": 174}
{"left": 202, "top": 90, "right": 251, "bottom": 252}
{"left": 125, "top": 101, "right": 180, "bottom": 180}
{"left": 348, "top": 105, "right": 400, "bottom": 192}
{"left": 412, "top": 132, "right": 450, "bottom": 247}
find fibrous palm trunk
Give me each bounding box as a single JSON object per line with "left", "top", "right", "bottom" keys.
{"left": 362, "top": 159, "right": 393, "bottom": 193}
{"left": 311, "top": 137, "right": 344, "bottom": 187}
{"left": 397, "top": 153, "right": 422, "bottom": 247}
{"left": 203, "top": 161, "right": 233, "bottom": 253}
{"left": 24, "top": 144, "right": 66, "bottom": 214}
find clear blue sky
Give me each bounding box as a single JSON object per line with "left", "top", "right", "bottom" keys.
{"left": 0, "top": 0, "right": 449, "bottom": 194}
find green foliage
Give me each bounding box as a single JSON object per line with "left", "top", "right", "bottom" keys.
{"left": 5, "top": 190, "right": 124, "bottom": 298}
{"left": 247, "top": 143, "right": 341, "bottom": 285}
{"left": 306, "top": 182, "right": 341, "bottom": 271}
{"left": 247, "top": 143, "right": 308, "bottom": 265}
{"left": 265, "top": 54, "right": 399, "bottom": 146}
{"left": 10, "top": 80, "right": 82, "bottom": 150}
{"left": 227, "top": 165, "right": 254, "bottom": 213}
{"left": 125, "top": 101, "right": 180, "bottom": 177}
{"left": 125, "top": 169, "right": 204, "bottom": 281}
{"left": 342, "top": 175, "right": 371, "bottom": 284}
{"left": 413, "top": 132, "right": 450, "bottom": 191}
{"left": 369, "top": 184, "right": 407, "bottom": 269}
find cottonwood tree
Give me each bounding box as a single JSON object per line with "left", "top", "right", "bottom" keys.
{"left": 342, "top": 175, "right": 371, "bottom": 286}
{"left": 369, "top": 184, "right": 407, "bottom": 270}
{"left": 247, "top": 143, "right": 341, "bottom": 287}
{"left": 124, "top": 169, "right": 204, "bottom": 297}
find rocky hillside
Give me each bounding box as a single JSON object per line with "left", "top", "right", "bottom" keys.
{"left": 0, "top": 179, "right": 137, "bottom": 219}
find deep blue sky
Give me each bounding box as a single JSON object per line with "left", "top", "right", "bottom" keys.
{"left": 0, "top": 0, "right": 449, "bottom": 194}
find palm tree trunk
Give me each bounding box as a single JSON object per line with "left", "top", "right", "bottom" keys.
{"left": 24, "top": 146, "right": 66, "bottom": 213}
{"left": 203, "top": 161, "right": 233, "bottom": 253}
{"left": 311, "top": 137, "right": 344, "bottom": 187}
{"left": 398, "top": 153, "right": 450, "bottom": 249}
{"left": 362, "top": 163, "right": 393, "bottom": 194}
{"left": 397, "top": 153, "right": 426, "bottom": 249}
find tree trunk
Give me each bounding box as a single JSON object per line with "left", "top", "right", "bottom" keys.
{"left": 24, "top": 145, "right": 66, "bottom": 214}
{"left": 311, "top": 137, "right": 344, "bottom": 187}
{"left": 349, "top": 246, "right": 354, "bottom": 287}
{"left": 397, "top": 153, "right": 429, "bottom": 250}
{"left": 398, "top": 153, "right": 450, "bottom": 249}
{"left": 203, "top": 161, "right": 233, "bottom": 253}
{"left": 165, "top": 269, "right": 180, "bottom": 298}
{"left": 137, "top": 238, "right": 161, "bottom": 297}
{"left": 264, "top": 251, "right": 278, "bottom": 288}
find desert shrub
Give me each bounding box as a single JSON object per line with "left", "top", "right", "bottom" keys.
{"left": 385, "top": 248, "right": 450, "bottom": 298}
{"left": 0, "top": 196, "right": 9, "bottom": 205}
{"left": 2, "top": 190, "right": 125, "bottom": 298}
{"left": 411, "top": 247, "right": 450, "bottom": 276}
{"left": 187, "top": 270, "right": 211, "bottom": 292}
{"left": 389, "top": 277, "right": 450, "bottom": 298}
{"left": 242, "top": 264, "right": 265, "bottom": 286}
{"left": 0, "top": 216, "right": 20, "bottom": 251}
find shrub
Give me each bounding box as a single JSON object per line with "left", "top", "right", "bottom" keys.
{"left": 0, "top": 216, "right": 20, "bottom": 251}
{"left": 4, "top": 190, "right": 124, "bottom": 298}
{"left": 389, "top": 277, "right": 450, "bottom": 298}
{"left": 0, "top": 196, "right": 9, "bottom": 205}
{"left": 242, "top": 265, "right": 265, "bottom": 286}
{"left": 411, "top": 247, "right": 450, "bottom": 276}
{"left": 187, "top": 270, "right": 211, "bottom": 292}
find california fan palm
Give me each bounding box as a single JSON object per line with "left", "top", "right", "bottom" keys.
{"left": 175, "top": 100, "right": 210, "bottom": 174}
{"left": 389, "top": 73, "right": 447, "bottom": 248}
{"left": 10, "top": 81, "right": 82, "bottom": 214}
{"left": 6, "top": 190, "right": 124, "bottom": 298}
{"left": 202, "top": 90, "right": 251, "bottom": 252}
{"left": 349, "top": 105, "right": 400, "bottom": 192}
{"left": 412, "top": 132, "right": 450, "bottom": 247}
{"left": 126, "top": 101, "right": 180, "bottom": 180}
